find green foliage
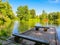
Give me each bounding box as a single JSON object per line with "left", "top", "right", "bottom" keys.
{"left": 17, "top": 5, "right": 36, "bottom": 21}
{"left": 0, "top": 0, "right": 2, "bottom": 2}
{"left": 0, "top": 30, "right": 7, "bottom": 37}
{"left": 39, "top": 10, "right": 47, "bottom": 20}
{"left": 39, "top": 10, "right": 60, "bottom": 22}
{"left": 17, "top": 5, "right": 29, "bottom": 21}
{"left": 48, "top": 12, "right": 60, "bottom": 21}
{"left": 0, "top": 0, "right": 16, "bottom": 24}
{"left": 5, "top": 2, "right": 15, "bottom": 19}
{"left": 30, "top": 9, "right": 36, "bottom": 18}
{"left": 0, "top": 43, "right": 2, "bottom": 45}
{"left": 39, "top": 10, "right": 60, "bottom": 26}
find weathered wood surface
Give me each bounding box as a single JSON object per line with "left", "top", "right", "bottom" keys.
{"left": 57, "top": 40, "right": 60, "bottom": 45}
{"left": 22, "top": 27, "right": 57, "bottom": 45}
{"left": 12, "top": 27, "right": 59, "bottom": 45}
{"left": 13, "top": 34, "right": 49, "bottom": 44}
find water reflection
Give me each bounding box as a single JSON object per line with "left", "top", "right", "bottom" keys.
{"left": 12, "top": 21, "right": 19, "bottom": 34}
{"left": 0, "top": 20, "right": 60, "bottom": 41}
{"left": 48, "top": 20, "right": 60, "bottom": 27}
{"left": 18, "top": 21, "right": 36, "bottom": 33}
{"left": 0, "top": 21, "right": 14, "bottom": 39}
{"left": 56, "top": 26, "right": 60, "bottom": 41}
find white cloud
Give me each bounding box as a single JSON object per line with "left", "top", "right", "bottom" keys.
{"left": 49, "top": 0, "right": 60, "bottom": 3}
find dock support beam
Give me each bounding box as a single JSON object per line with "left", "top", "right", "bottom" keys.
{"left": 35, "top": 42, "right": 49, "bottom": 45}
{"left": 14, "top": 36, "right": 23, "bottom": 43}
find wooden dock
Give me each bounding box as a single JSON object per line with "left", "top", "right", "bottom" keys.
{"left": 8, "top": 26, "right": 59, "bottom": 45}
{"left": 12, "top": 26, "right": 59, "bottom": 45}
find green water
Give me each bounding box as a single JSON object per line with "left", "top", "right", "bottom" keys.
{"left": 0, "top": 20, "right": 60, "bottom": 41}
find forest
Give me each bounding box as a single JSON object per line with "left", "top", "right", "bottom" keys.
{"left": 0, "top": 0, "right": 60, "bottom": 25}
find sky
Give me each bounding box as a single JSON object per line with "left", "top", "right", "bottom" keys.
{"left": 3, "top": 0, "right": 60, "bottom": 15}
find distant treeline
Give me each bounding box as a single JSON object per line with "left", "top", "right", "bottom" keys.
{"left": 0, "top": 0, "right": 60, "bottom": 23}
{"left": 17, "top": 5, "right": 60, "bottom": 21}
{"left": 39, "top": 10, "right": 60, "bottom": 21}
{"left": 17, "top": 5, "right": 36, "bottom": 21}
{"left": 39, "top": 10, "right": 60, "bottom": 26}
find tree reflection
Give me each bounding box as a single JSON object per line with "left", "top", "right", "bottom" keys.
{"left": 0, "top": 22, "right": 14, "bottom": 40}
{"left": 18, "top": 20, "right": 36, "bottom": 33}
{"left": 48, "top": 20, "right": 60, "bottom": 27}
{"left": 0, "top": 19, "right": 60, "bottom": 40}
{"left": 40, "top": 20, "right": 60, "bottom": 27}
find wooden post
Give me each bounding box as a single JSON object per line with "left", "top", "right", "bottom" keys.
{"left": 14, "top": 36, "right": 23, "bottom": 43}
{"left": 44, "top": 28, "right": 47, "bottom": 32}
{"left": 34, "top": 42, "right": 41, "bottom": 45}
{"left": 35, "top": 26, "right": 39, "bottom": 31}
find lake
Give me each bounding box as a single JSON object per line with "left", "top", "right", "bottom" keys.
{"left": 0, "top": 20, "right": 60, "bottom": 41}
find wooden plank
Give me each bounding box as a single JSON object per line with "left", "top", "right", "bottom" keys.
{"left": 57, "top": 40, "right": 60, "bottom": 45}
{"left": 13, "top": 34, "right": 49, "bottom": 45}
{"left": 22, "top": 27, "right": 58, "bottom": 45}
{"left": 12, "top": 27, "right": 58, "bottom": 45}
{"left": 47, "top": 27, "right": 57, "bottom": 45}
{"left": 34, "top": 26, "right": 49, "bottom": 29}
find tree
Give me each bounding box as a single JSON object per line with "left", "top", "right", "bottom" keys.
{"left": 0, "top": 0, "right": 15, "bottom": 24}
{"left": 5, "top": 1, "right": 15, "bottom": 19}
{"left": 48, "top": 12, "right": 58, "bottom": 20}
{"left": 40, "top": 10, "right": 47, "bottom": 20}
{"left": 17, "top": 5, "right": 29, "bottom": 20}
{"left": 30, "top": 9, "right": 36, "bottom": 18}
{"left": 56, "top": 12, "right": 60, "bottom": 19}
{"left": 0, "top": 0, "right": 2, "bottom": 2}
{"left": 17, "top": 6, "right": 23, "bottom": 20}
